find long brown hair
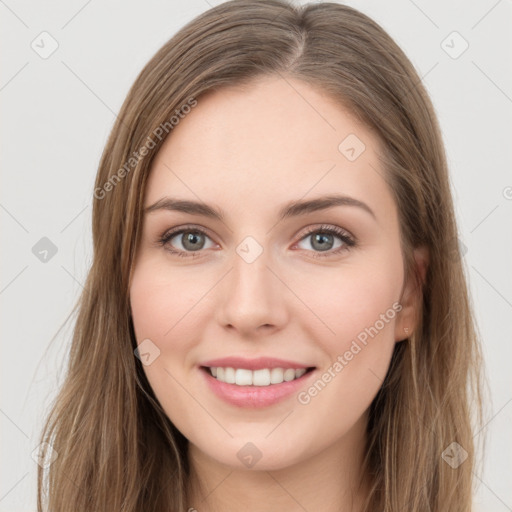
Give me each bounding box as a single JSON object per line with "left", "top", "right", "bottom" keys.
{"left": 37, "top": 1, "right": 487, "bottom": 510}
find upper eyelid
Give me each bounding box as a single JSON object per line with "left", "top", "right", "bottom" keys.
{"left": 162, "top": 224, "right": 217, "bottom": 242}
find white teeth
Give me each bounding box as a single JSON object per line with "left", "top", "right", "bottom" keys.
{"left": 284, "top": 368, "right": 296, "bottom": 381}
{"left": 224, "top": 367, "right": 235, "bottom": 384}
{"left": 253, "top": 369, "right": 269, "bottom": 386}
{"left": 208, "top": 366, "right": 309, "bottom": 386}
{"left": 270, "top": 368, "right": 283, "bottom": 384}
{"left": 235, "top": 368, "right": 253, "bottom": 386}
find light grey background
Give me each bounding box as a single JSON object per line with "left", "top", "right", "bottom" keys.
{"left": 1, "top": 0, "right": 511, "bottom": 510}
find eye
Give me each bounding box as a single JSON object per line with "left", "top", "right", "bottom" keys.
{"left": 157, "top": 223, "right": 356, "bottom": 259}
{"left": 158, "top": 226, "right": 216, "bottom": 258}
{"left": 294, "top": 224, "right": 356, "bottom": 259}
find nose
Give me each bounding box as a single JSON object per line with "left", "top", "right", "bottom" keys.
{"left": 215, "top": 242, "right": 289, "bottom": 337}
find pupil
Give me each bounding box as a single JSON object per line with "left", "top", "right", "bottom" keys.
{"left": 313, "top": 233, "right": 332, "bottom": 251}
{"left": 184, "top": 232, "right": 203, "bottom": 251}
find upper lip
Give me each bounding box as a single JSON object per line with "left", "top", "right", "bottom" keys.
{"left": 200, "top": 356, "right": 315, "bottom": 371}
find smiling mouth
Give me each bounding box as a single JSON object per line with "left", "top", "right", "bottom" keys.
{"left": 200, "top": 366, "right": 316, "bottom": 386}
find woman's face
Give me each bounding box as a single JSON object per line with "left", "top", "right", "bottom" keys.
{"left": 129, "top": 76, "right": 423, "bottom": 471}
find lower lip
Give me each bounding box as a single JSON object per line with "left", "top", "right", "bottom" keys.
{"left": 199, "top": 367, "right": 316, "bottom": 408}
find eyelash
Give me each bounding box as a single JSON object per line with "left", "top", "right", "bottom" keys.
{"left": 157, "top": 224, "right": 356, "bottom": 259}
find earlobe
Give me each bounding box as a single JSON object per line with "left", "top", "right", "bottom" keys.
{"left": 394, "top": 245, "right": 429, "bottom": 342}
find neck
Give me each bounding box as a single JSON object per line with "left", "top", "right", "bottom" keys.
{"left": 185, "top": 410, "right": 371, "bottom": 512}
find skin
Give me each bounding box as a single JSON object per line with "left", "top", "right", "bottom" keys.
{"left": 129, "top": 75, "right": 428, "bottom": 512}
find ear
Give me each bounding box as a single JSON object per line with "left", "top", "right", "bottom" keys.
{"left": 394, "top": 245, "right": 429, "bottom": 342}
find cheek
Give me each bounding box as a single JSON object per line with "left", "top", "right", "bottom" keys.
{"left": 303, "top": 261, "right": 402, "bottom": 347}
{"left": 129, "top": 261, "right": 208, "bottom": 434}
{"left": 129, "top": 258, "right": 220, "bottom": 399}
{"left": 130, "top": 258, "right": 204, "bottom": 345}
{"left": 294, "top": 251, "right": 404, "bottom": 410}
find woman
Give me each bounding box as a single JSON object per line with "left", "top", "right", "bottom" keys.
{"left": 37, "top": 1, "right": 486, "bottom": 510}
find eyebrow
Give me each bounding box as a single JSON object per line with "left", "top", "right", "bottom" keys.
{"left": 144, "top": 194, "right": 376, "bottom": 221}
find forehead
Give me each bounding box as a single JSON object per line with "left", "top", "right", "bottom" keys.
{"left": 145, "top": 76, "right": 395, "bottom": 225}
